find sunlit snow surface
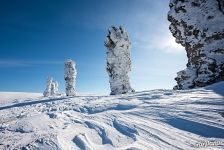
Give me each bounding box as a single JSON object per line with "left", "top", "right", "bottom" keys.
{"left": 0, "top": 82, "right": 223, "bottom": 150}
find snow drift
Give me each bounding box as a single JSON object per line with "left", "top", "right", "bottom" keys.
{"left": 0, "top": 82, "right": 223, "bottom": 149}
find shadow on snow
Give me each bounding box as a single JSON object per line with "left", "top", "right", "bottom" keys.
{"left": 0, "top": 97, "right": 67, "bottom": 111}
{"left": 165, "top": 117, "right": 224, "bottom": 138}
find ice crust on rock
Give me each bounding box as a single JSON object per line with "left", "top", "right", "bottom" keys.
{"left": 105, "top": 26, "right": 135, "bottom": 95}
{"left": 168, "top": 0, "right": 224, "bottom": 90}
{"left": 64, "top": 59, "right": 77, "bottom": 96}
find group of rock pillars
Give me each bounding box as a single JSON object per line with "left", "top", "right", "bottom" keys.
{"left": 43, "top": 59, "right": 77, "bottom": 97}
{"left": 44, "top": 0, "right": 224, "bottom": 96}
{"left": 43, "top": 26, "right": 134, "bottom": 97}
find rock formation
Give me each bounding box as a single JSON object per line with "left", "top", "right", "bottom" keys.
{"left": 168, "top": 0, "right": 224, "bottom": 90}
{"left": 50, "top": 81, "right": 59, "bottom": 96}
{"left": 43, "top": 77, "right": 59, "bottom": 97}
{"left": 43, "top": 77, "right": 53, "bottom": 97}
{"left": 64, "top": 59, "right": 77, "bottom": 96}
{"left": 54, "top": 81, "right": 59, "bottom": 95}
{"left": 105, "top": 26, "right": 135, "bottom": 95}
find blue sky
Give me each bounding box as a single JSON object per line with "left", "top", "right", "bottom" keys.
{"left": 0, "top": 0, "right": 187, "bottom": 94}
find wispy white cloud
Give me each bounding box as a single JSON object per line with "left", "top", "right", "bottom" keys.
{"left": 128, "top": 16, "right": 185, "bottom": 54}
{"left": 0, "top": 60, "right": 63, "bottom": 67}
{"left": 63, "top": 0, "right": 182, "bottom": 55}
{"left": 132, "top": 31, "right": 184, "bottom": 54}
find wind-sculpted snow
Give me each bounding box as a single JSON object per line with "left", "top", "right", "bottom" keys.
{"left": 0, "top": 82, "right": 224, "bottom": 149}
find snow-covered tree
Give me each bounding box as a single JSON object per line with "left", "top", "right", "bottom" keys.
{"left": 64, "top": 59, "right": 77, "bottom": 96}
{"left": 43, "top": 77, "right": 53, "bottom": 97}
{"left": 105, "top": 26, "right": 135, "bottom": 95}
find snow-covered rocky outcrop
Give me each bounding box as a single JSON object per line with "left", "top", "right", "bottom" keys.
{"left": 105, "top": 26, "right": 135, "bottom": 95}
{"left": 64, "top": 59, "right": 77, "bottom": 96}
{"left": 43, "top": 77, "right": 59, "bottom": 97}
{"left": 168, "top": 0, "right": 224, "bottom": 90}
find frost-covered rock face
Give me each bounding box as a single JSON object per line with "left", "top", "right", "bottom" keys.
{"left": 64, "top": 59, "right": 77, "bottom": 96}
{"left": 168, "top": 0, "right": 224, "bottom": 90}
{"left": 105, "top": 26, "right": 135, "bottom": 95}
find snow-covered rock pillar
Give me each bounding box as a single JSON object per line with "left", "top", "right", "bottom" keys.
{"left": 64, "top": 59, "right": 77, "bottom": 96}
{"left": 43, "top": 77, "right": 53, "bottom": 97}
{"left": 54, "top": 81, "right": 59, "bottom": 95}
{"left": 168, "top": 0, "right": 224, "bottom": 90}
{"left": 105, "top": 26, "right": 135, "bottom": 95}
{"left": 50, "top": 81, "right": 57, "bottom": 96}
{"left": 43, "top": 77, "right": 60, "bottom": 97}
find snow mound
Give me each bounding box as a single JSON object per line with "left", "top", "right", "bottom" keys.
{"left": 0, "top": 82, "right": 223, "bottom": 149}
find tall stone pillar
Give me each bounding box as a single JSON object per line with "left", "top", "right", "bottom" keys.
{"left": 64, "top": 59, "right": 77, "bottom": 96}
{"left": 105, "top": 26, "right": 135, "bottom": 95}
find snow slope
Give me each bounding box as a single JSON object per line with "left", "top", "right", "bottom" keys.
{"left": 0, "top": 92, "right": 42, "bottom": 106}
{"left": 0, "top": 82, "right": 223, "bottom": 150}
